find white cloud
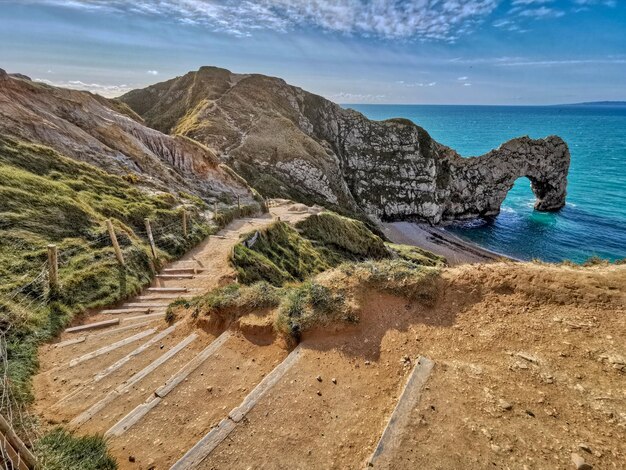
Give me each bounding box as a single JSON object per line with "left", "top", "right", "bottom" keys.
{"left": 457, "top": 76, "right": 469, "bottom": 81}
{"left": 448, "top": 55, "right": 626, "bottom": 67}
{"left": 147, "top": 70, "right": 159, "bottom": 75}
{"left": 498, "top": 58, "right": 626, "bottom": 66}
{"left": 398, "top": 81, "right": 437, "bottom": 87}
{"left": 463, "top": 82, "right": 472, "bottom": 86}
{"left": 517, "top": 6, "right": 565, "bottom": 18}
{"left": 329, "top": 91, "right": 386, "bottom": 102}
{"left": 34, "top": 78, "right": 132, "bottom": 97}
{"left": 501, "top": 0, "right": 616, "bottom": 29}
{"left": 31, "top": 0, "right": 501, "bottom": 40}
{"left": 573, "top": 0, "right": 616, "bottom": 6}
{"left": 512, "top": 0, "right": 554, "bottom": 5}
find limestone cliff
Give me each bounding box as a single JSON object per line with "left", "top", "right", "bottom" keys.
{"left": 0, "top": 68, "right": 254, "bottom": 204}
{"left": 120, "top": 66, "right": 570, "bottom": 223}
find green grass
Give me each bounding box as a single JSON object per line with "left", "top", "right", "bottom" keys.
{"left": 190, "top": 259, "right": 440, "bottom": 341}
{"left": 340, "top": 259, "right": 441, "bottom": 304}
{"left": 231, "top": 221, "right": 331, "bottom": 285}
{"left": 35, "top": 429, "right": 117, "bottom": 470}
{"left": 189, "top": 282, "right": 282, "bottom": 318}
{"left": 294, "top": 211, "right": 389, "bottom": 261}
{"left": 187, "top": 280, "right": 353, "bottom": 339}
{"left": 274, "top": 281, "right": 355, "bottom": 338}
{"left": 213, "top": 203, "right": 260, "bottom": 229}
{"left": 0, "top": 135, "right": 245, "bottom": 465}
{"left": 386, "top": 243, "right": 446, "bottom": 267}
{"left": 231, "top": 212, "right": 445, "bottom": 287}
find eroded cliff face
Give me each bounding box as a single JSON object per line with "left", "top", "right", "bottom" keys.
{"left": 120, "top": 66, "right": 570, "bottom": 223}
{"left": 0, "top": 68, "right": 254, "bottom": 203}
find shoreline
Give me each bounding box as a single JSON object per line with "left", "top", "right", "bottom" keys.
{"left": 383, "top": 221, "right": 517, "bottom": 265}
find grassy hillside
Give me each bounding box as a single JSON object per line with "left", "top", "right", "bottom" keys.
{"left": 0, "top": 135, "right": 261, "bottom": 465}
{"left": 231, "top": 212, "right": 445, "bottom": 286}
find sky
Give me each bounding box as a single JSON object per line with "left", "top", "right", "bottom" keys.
{"left": 0, "top": 0, "right": 625, "bottom": 104}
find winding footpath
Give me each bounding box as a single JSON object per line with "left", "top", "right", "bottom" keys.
{"left": 33, "top": 203, "right": 435, "bottom": 469}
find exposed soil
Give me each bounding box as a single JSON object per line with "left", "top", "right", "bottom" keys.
{"left": 200, "top": 262, "right": 626, "bottom": 469}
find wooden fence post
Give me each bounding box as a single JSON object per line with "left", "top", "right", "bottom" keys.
{"left": 145, "top": 218, "right": 157, "bottom": 260}
{"left": 106, "top": 219, "right": 125, "bottom": 266}
{"left": 182, "top": 210, "right": 188, "bottom": 238}
{"left": 0, "top": 414, "right": 37, "bottom": 469}
{"left": 47, "top": 244, "right": 58, "bottom": 293}
{"left": 214, "top": 202, "right": 218, "bottom": 215}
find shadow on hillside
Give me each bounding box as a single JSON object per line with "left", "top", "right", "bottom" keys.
{"left": 299, "top": 277, "right": 483, "bottom": 362}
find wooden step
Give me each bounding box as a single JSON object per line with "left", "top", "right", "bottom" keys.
{"left": 120, "top": 312, "right": 164, "bottom": 323}
{"left": 54, "top": 336, "right": 86, "bottom": 348}
{"left": 101, "top": 308, "right": 155, "bottom": 315}
{"left": 88, "top": 320, "right": 156, "bottom": 338}
{"left": 55, "top": 324, "right": 180, "bottom": 408}
{"left": 170, "top": 345, "right": 302, "bottom": 469}
{"left": 123, "top": 303, "right": 170, "bottom": 309}
{"left": 65, "top": 319, "right": 119, "bottom": 334}
{"left": 69, "top": 334, "right": 198, "bottom": 428}
{"left": 105, "top": 331, "right": 231, "bottom": 438}
{"left": 367, "top": 356, "right": 435, "bottom": 468}
{"left": 163, "top": 268, "right": 202, "bottom": 274}
{"left": 136, "top": 295, "right": 193, "bottom": 301}
{"left": 68, "top": 328, "right": 156, "bottom": 368}
{"left": 94, "top": 323, "right": 179, "bottom": 383}
{"left": 55, "top": 320, "right": 157, "bottom": 347}
{"left": 147, "top": 287, "right": 189, "bottom": 293}
{"left": 156, "top": 274, "right": 195, "bottom": 279}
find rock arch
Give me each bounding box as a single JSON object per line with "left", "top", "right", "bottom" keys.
{"left": 435, "top": 136, "right": 570, "bottom": 223}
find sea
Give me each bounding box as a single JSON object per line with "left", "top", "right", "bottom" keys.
{"left": 349, "top": 104, "right": 626, "bottom": 263}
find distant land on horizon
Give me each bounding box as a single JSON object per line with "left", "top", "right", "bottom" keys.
{"left": 557, "top": 101, "right": 626, "bottom": 107}
{"left": 344, "top": 101, "right": 626, "bottom": 108}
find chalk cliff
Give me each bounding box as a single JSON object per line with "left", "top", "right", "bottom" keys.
{"left": 121, "top": 66, "right": 570, "bottom": 223}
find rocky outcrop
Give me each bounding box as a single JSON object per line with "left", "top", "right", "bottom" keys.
{"left": 439, "top": 136, "right": 569, "bottom": 221}
{"left": 0, "top": 70, "right": 254, "bottom": 204}
{"left": 120, "top": 66, "right": 570, "bottom": 223}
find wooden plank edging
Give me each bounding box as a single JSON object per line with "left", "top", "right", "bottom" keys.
{"left": 68, "top": 328, "right": 156, "bottom": 368}
{"left": 69, "top": 334, "right": 197, "bottom": 428}
{"left": 105, "top": 331, "right": 231, "bottom": 438}
{"left": 170, "top": 345, "right": 302, "bottom": 470}
{"left": 94, "top": 323, "right": 179, "bottom": 383}
{"left": 65, "top": 319, "right": 119, "bottom": 333}
{"left": 367, "top": 356, "right": 435, "bottom": 468}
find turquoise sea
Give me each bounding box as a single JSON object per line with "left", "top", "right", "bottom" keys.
{"left": 350, "top": 104, "right": 626, "bottom": 263}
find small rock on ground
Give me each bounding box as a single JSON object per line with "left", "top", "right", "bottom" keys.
{"left": 571, "top": 452, "right": 593, "bottom": 470}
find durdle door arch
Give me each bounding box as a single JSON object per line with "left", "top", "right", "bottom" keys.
{"left": 435, "top": 135, "right": 570, "bottom": 223}
{"left": 352, "top": 135, "right": 570, "bottom": 225}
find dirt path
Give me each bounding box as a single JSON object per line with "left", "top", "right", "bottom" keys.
{"left": 32, "top": 204, "right": 315, "bottom": 467}
{"left": 199, "top": 294, "right": 420, "bottom": 469}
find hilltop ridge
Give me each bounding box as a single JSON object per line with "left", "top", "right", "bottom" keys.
{"left": 0, "top": 68, "right": 254, "bottom": 204}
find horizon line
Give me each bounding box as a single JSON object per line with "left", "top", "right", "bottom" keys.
{"left": 340, "top": 101, "right": 626, "bottom": 108}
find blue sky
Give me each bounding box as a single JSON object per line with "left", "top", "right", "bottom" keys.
{"left": 1, "top": 0, "right": 625, "bottom": 104}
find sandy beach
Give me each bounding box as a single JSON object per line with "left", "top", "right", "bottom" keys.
{"left": 383, "top": 221, "right": 513, "bottom": 265}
